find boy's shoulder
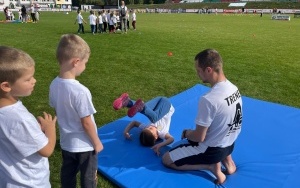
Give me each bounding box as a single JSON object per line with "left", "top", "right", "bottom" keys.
{"left": 0, "top": 101, "right": 31, "bottom": 119}
{"left": 51, "top": 77, "right": 89, "bottom": 93}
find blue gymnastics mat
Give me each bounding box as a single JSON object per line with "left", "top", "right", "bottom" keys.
{"left": 97, "top": 84, "right": 300, "bottom": 188}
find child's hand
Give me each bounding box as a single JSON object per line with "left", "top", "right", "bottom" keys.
{"left": 151, "top": 144, "right": 161, "bottom": 156}
{"left": 94, "top": 141, "right": 103, "bottom": 153}
{"left": 37, "top": 112, "right": 56, "bottom": 133}
{"left": 124, "top": 132, "right": 131, "bottom": 140}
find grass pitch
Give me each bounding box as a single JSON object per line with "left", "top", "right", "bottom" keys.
{"left": 1, "top": 11, "right": 299, "bottom": 187}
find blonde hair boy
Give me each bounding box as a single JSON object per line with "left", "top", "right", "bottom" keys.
{"left": 0, "top": 46, "right": 57, "bottom": 187}
{"left": 49, "top": 34, "right": 103, "bottom": 188}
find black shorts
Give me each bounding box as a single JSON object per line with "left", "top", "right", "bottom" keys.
{"left": 171, "top": 142, "right": 234, "bottom": 166}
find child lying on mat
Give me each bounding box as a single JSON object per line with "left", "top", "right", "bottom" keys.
{"left": 113, "top": 94, "right": 175, "bottom": 156}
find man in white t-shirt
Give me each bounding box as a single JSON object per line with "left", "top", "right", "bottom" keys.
{"left": 162, "top": 49, "right": 242, "bottom": 185}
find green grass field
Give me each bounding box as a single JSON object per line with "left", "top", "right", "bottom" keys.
{"left": 1, "top": 11, "right": 300, "bottom": 187}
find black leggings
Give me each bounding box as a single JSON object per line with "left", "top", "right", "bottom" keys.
{"left": 31, "top": 13, "right": 36, "bottom": 22}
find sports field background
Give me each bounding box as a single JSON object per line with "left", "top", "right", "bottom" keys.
{"left": 0, "top": 9, "right": 300, "bottom": 187}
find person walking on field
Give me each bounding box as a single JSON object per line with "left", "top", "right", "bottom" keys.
{"left": 74, "top": 10, "right": 87, "bottom": 34}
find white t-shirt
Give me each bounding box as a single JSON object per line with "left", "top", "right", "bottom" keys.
{"left": 49, "top": 77, "right": 97, "bottom": 152}
{"left": 139, "top": 105, "right": 175, "bottom": 139}
{"left": 132, "top": 13, "right": 136, "bottom": 21}
{"left": 102, "top": 13, "right": 107, "bottom": 22}
{"left": 88, "top": 14, "right": 97, "bottom": 25}
{"left": 111, "top": 15, "right": 117, "bottom": 25}
{"left": 106, "top": 13, "right": 111, "bottom": 25}
{"left": 31, "top": 6, "right": 35, "bottom": 13}
{"left": 195, "top": 80, "right": 242, "bottom": 148}
{"left": 77, "top": 13, "right": 83, "bottom": 24}
{"left": 98, "top": 15, "right": 103, "bottom": 24}
{"left": 0, "top": 101, "right": 50, "bottom": 188}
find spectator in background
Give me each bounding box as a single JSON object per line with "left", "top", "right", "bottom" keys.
{"left": 4, "top": 7, "right": 9, "bottom": 20}
{"left": 18, "top": 9, "right": 22, "bottom": 20}
{"left": 10, "top": 11, "right": 14, "bottom": 20}
{"left": 97, "top": 11, "right": 103, "bottom": 33}
{"left": 109, "top": 11, "right": 117, "bottom": 33}
{"left": 88, "top": 10, "right": 97, "bottom": 35}
{"left": 102, "top": 10, "right": 108, "bottom": 33}
{"left": 116, "top": 13, "right": 121, "bottom": 30}
{"left": 119, "top": 1, "right": 128, "bottom": 33}
{"left": 30, "top": 4, "right": 36, "bottom": 23}
{"left": 126, "top": 10, "right": 130, "bottom": 30}
{"left": 21, "top": 5, "right": 27, "bottom": 23}
{"left": 74, "top": 9, "right": 87, "bottom": 34}
{"left": 132, "top": 9, "right": 136, "bottom": 30}
{"left": 35, "top": 10, "right": 40, "bottom": 23}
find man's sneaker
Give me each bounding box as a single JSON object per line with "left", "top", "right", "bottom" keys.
{"left": 113, "top": 93, "right": 129, "bottom": 110}
{"left": 128, "top": 99, "right": 144, "bottom": 117}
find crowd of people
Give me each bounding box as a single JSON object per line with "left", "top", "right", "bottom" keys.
{"left": 2, "top": 4, "right": 39, "bottom": 23}
{"left": 75, "top": 1, "right": 137, "bottom": 35}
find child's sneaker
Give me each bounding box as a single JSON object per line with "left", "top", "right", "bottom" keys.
{"left": 128, "top": 99, "right": 144, "bottom": 117}
{"left": 113, "top": 93, "right": 129, "bottom": 110}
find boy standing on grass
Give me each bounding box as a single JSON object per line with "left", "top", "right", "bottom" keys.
{"left": 0, "top": 46, "right": 57, "bottom": 187}
{"left": 49, "top": 34, "right": 103, "bottom": 188}
{"left": 88, "top": 10, "right": 97, "bottom": 35}
{"left": 74, "top": 10, "right": 87, "bottom": 34}
{"left": 97, "top": 11, "right": 103, "bottom": 33}
{"left": 132, "top": 9, "right": 137, "bottom": 30}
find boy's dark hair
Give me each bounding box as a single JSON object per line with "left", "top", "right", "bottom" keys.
{"left": 139, "top": 129, "right": 156, "bottom": 147}
{"left": 194, "top": 49, "right": 223, "bottom": 73}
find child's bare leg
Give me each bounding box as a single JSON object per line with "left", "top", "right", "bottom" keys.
{"left": 221, "top": 154, "right": 236, "bottom": 175}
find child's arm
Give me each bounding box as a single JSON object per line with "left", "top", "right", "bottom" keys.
{"left": 81, "top": 115, "right": 104, "bottom": 153}
{"left": 37, "top": 112, "right": 57, "bottom": 157}
{"left": 151, "top": 133, "right": 174, "bottom": 156}
{"left": 123, "top": 120, "right": 141, "bottom": 139}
